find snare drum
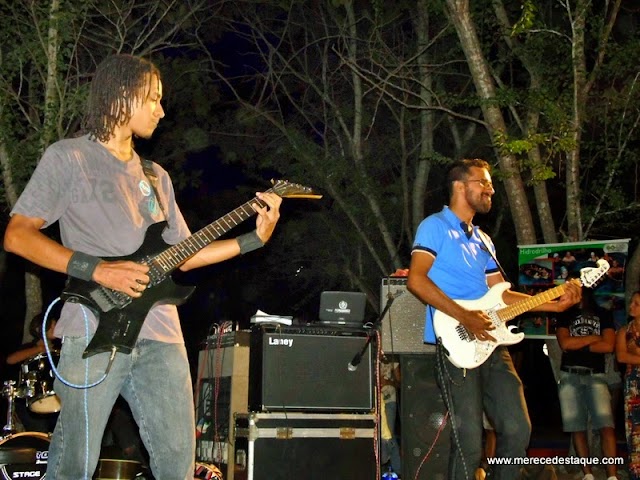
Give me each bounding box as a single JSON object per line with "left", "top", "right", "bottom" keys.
{"left": 19, "top": 352, "right": 61, "bottom": 414}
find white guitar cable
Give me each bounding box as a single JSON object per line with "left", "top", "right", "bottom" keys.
{"left": 42, "top": 297, "right": 114, "bottom": 389}
{"left": 41, "top": 297, "right": 117, "bottom": 479}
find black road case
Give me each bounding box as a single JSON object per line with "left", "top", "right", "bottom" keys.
{"left": 232, "top": 412, "right": 377, "bottom": 480}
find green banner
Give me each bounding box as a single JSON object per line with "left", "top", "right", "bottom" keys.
{"left": 517, "top": 238, "right": 630, "bottom": 337}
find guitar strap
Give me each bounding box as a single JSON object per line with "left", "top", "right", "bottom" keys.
{"left": 476, "top": 228, "right": 513, "bottom": 286}
{"left": 141, "top": 158, "right": 168, "bottom": 219}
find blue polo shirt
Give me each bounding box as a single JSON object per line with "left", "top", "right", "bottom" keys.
{"left": 412, "top": 206, "right": 499, "bottom": 344}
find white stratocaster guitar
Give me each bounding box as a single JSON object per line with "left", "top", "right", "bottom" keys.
{"left": 434, "top": 259, "right": 610, "bottom": 369}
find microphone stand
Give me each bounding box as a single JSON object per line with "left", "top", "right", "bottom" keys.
{"left": 348, "top": 290, "right": 403, "bottom": 371}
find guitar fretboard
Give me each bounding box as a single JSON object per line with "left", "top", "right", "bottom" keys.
{"left": 495, "top": 261, "right": 609, "bottom": 323}
{"left": 497, "top": 283, "right": 570, "bottom": 322}
{"left": 152, "top": 189, "right": 272, "bottom": 273}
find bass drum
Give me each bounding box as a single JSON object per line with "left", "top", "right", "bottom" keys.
{"left": 0, "top": 432, "right": 50, "bottom": 464}
{"left": 0, "top": 432, "right": 50, "bottom": 480}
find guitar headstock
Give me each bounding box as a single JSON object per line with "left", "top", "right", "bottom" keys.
{"left": 579, "top": 259, "right": 610, "bottom": 288}
{"left": 270, "top": 179, "right": 323, "bottom": 199}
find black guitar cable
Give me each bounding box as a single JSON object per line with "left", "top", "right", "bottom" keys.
{"left": 435, "top": 339, "right": 472, "bottom": 480}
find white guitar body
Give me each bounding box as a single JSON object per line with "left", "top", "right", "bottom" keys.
{"left": 433, "top": 259, "right": 610, "bottom": 370}
{"left": 434, "top": 282, "right": 524, "bottom": 369}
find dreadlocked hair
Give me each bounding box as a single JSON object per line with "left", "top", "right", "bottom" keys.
{"left": 83, "top": 54, "right": 161, "bottom": 142}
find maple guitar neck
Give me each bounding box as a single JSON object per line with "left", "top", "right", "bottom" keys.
{"left": 497, "top": 281, "right": 576, "bottom": 323}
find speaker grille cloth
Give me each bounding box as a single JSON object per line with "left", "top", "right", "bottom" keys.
{"left": 380, "top": 278, "right": 435, "bottom": 354}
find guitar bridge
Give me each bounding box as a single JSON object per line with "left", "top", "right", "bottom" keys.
{"left": 456, "top": 324, "right": 476, "bottom": 342}
{"left": 90, "top": 287, "right": 132, "bottom": 313}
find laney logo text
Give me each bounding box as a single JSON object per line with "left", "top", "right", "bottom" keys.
{"left": 268, "top": 337, "right": 294, "bottom": 347}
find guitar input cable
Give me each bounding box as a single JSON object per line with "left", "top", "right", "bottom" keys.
{"left": 41, "top": 296, "right": 117, "bottom": 479}
{"left": 42, "top": 297, "right": 115, "bottom": 390}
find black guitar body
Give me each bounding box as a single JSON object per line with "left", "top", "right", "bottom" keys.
{"left": 62, "top": 222, "right": 196, "bottom": 358}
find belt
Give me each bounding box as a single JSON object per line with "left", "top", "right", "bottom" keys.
{"left": 561, "top": 366, "right": 601, "bottom": 376}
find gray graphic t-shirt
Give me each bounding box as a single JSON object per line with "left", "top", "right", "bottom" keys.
{"left": 12, "top": 135, "right": 191, "bottom": 342}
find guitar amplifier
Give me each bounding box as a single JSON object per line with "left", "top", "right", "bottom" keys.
{"left": 195, "top": 331, "right": 250, "bottom": 480}
{"left": 249, "top": 325, "right": 374, "bottom": 412}
{"left": 380, "top": 277, "right": 435, "bottom": 354}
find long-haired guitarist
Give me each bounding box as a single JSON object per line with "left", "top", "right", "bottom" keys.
{"left": 4, "top": 54, "right": 282, "bottom": 480}
{"left": 406, "top": 159, "right": 581, "bottom": 480}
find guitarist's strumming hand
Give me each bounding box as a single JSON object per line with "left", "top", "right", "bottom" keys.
{"left": 93, "top": 260, "right": 150, "bottom": 298}
{"left": 459, "top": 309, "right": 497, "bottom": 342}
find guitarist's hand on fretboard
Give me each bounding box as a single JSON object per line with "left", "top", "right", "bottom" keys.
{"left": 93, "top": 259, "right": 150, "bottom": 298}
{"left": 553, "top": 279, "right": 582, "bottom": 312}
{"left": 253, "top": 191, "right": 283, "bottom": 243}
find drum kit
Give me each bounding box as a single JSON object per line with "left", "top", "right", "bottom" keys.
{"left": 0, "top": 351, "right": 224, "bottom": 480}
{"left": 0, "top": 351, "right": 59, "bottom": 480}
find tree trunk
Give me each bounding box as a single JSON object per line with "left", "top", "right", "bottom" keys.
{"left": 411, "top": 0, "right": 435, "bottom": 236}
{"left": 23, "top": 272, "right": 44, "bottom": 342}
{"left": 565, "top": 0, "right": 588, "bottom": 241}
{"left": 444, "top": 0, "right": 536, "bottom": 244}
{"left": 343, "top": 1, "right": 403, "bottom": 270}
{"left": 41, "top": 0, "right": 61, "bottom": 150}
{"left": 627, "top": 242, "right": 640, "bottom": 309}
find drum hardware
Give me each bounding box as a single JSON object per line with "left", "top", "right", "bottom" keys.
{"left": 2, "top": 380, "right": 18, "bottom": 437}
{"left": 19, "top": 352, "right": 61, "bottom": 414}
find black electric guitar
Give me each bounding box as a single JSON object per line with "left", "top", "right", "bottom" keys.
{"left": 61, "top": 180, "right": 321, "bottom": 358}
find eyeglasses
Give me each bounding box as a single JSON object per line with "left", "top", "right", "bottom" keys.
{"left": 465, "top": 179, "right": 494, "bottom": 190}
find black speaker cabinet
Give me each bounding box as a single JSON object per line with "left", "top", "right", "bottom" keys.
{"left": 401, "top": 354, "right": 450, "bottom": 480}
{"left": 380, "top": 277, "right": 434, "bottom": 354}
{"left": 249, "top": 326, "right": 373, "bottom": 412}
{"left": 232, "top": 412, "right": 376, "bottom": 480}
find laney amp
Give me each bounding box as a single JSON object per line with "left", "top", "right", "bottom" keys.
{"left": 249, "top": 325, "right": 373, "bottom": 412}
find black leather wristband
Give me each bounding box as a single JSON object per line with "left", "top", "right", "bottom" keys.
{"left": 67, "top": 251, "right": 101, "bottom": 281}
{"left": 237, "top": 230, "right": 264, "bottom": 255}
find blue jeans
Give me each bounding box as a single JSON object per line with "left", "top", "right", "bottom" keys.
{"left": 47, "top": 337, "right": 195, "bottom": 480}
{"left": 437, "top": 345, "right": 531, "bottom": 480}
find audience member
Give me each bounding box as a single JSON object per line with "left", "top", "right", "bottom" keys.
{"left": 556, "top": 281, "right": 618, "bottom": 480}
{"left": 615, "top": 290, "right": 640, "bottom": 480}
